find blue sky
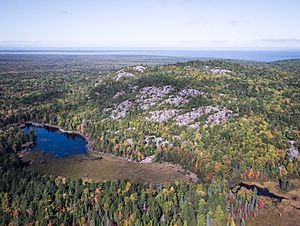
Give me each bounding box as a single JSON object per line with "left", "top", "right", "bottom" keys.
{"left": 0, "top": 0, "right": 300, "bottom": 49}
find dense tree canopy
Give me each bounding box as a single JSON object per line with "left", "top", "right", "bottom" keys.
{"left": 0, "top": 55, "right": 299, "bottom": 225}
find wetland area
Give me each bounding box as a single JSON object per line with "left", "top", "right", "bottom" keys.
{"left": 20, "top": 124, "right": 198, "bottom": 183}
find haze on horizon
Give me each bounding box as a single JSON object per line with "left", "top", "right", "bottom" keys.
{"left": 0, "top": 0, "right": 300, "bottom": 50}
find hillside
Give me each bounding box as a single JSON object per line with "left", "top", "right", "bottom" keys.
{"left": 85, "top": 59, "right": 300, "bottom": 180}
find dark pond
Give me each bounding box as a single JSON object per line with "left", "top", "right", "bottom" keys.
{"left": 23, "top": 125, "right": 87, "bottom": 158}
{"left": 234, "top": 182, "right": 285, "bottom": 201}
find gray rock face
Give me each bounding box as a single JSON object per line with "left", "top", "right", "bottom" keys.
{"left": 145, "top": 135, "right": 169, "bottom": 147}
{"left": 163, "top": 88, "right": 203, "bottom": 106}
{"left": 132, "top": 65, "right": 146, "bottom": 72}
{"left": 210, "top": 68, "right": 232, "bottom": 74}
{"left": 174, "top": 106, "right": 218, "bottom": 127}
{"left": 115, "top": 70, "right": 134, "bottom": 81}
{"left": 205, "top": 109, "right": 233, "bottom": 125}
{"left": 136, "top": 86, "right": 173, "bottom": 110}
{"left": 146, "top": 109, "right": 179, "bottom": 123}
{"left": 111, "top": 100, "right": 132, "bottom": 120}
{"left": 288, "top": 140, "right": 299, "bottom": 159}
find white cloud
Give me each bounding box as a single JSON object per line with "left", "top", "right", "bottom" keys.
{"left": 0, "top": 39, "right": 40, "bottom": 44}
{"left": 262, "top": 38, "right": 300, "bottom": 43}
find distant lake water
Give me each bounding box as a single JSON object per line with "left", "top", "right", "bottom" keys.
{"left": 24, "top": 125, "right": 87, "bottom": 158}
{"left": 1, "top": 50, "right": 300, "bottom": 62}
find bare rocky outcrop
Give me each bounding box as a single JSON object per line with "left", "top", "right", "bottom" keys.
{"left": 205, "top": 108, "right": 233, "bottom": 125}
{"left": 145, "top": 135, "right": 169, "bottom": 147}
{"left": 132, "top": 65, "right": 146, "bottom": 72}
{"left": 136, "top": 86, "right": 173, "bottom": 110}
{"left": 111, "top": 100, "right": 132, "bottom": 120}
{"left": 163, "top": 88, "right": 203, "bottom": 106}
{"left": 174, "top": 106, "right": 218, "bottom": 127}
{"left": 114, "top": 66, "right": 146, "bottom": 81}
{"left": 145, "top": 109, "right": 179, "bottom": 123}
{"left": 288, "top": 140, "right": 299, "bottom": 159}
{"left": 115, "top": 69, "right": 134, "bottom": 81}
{"left": 210, "top": 68, "right": 232, "bottom": 74}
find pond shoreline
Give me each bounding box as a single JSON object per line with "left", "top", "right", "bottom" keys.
{"left": 17, "top": 122, "right": 190, "bottom": 167}
{"left": 19, "top": 122, "right": 154, "bottom": 163}
{"left": 17, "top": 122, "right": 199, "bottom": 181}
{"left": 20, "top": 122, "right": 89, "bottom": 142}
{"left": 16, "top": 122, "right": 199, "bottom": 183}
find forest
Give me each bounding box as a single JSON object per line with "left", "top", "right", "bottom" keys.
{"left": 0, "top": 55, "right": 299, "bottom": 225}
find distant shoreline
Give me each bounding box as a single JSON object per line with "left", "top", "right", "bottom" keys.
{"left": 1, "top": 49, "right": 300, "bottom": 62}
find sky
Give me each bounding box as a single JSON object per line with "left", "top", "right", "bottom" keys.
{"left": 0, "top": 0, "right": 300, "bottom": 49}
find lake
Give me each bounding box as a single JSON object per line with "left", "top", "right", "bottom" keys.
{"left": 1, "top": 49, "right": 300, "bottom": 62}
{"left": 23, "top": 125, "right": 87, "bottom": 158}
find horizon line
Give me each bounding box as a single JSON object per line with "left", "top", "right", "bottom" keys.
{"left": 1, "top": 47, "right": 300, "bottom": 51}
